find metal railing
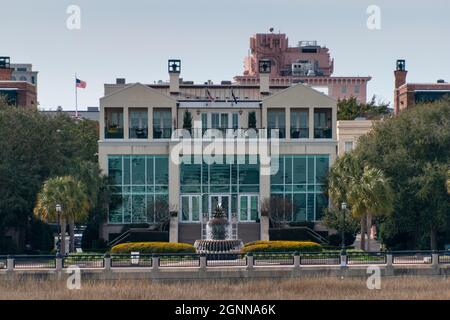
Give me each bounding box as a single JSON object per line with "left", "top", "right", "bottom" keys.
{"left": 63, "top": 254, "right": 105, "bottom": 269}
{"left": 206, "top": 254, "right": 247, "bottom": 267}
{"left": 13, "top": 255, "right": 56, "bottom": 269}
{"left": 300, "top": 252, "right": 341, "bottom": 265}
{"left": 438, "top": 252, "right": 450, "bottom": 264}
{"left": 111, "top": 254, "right": 153, "bottom": 268}
{"left": 254, "top": 252, "right": 294, "bottom": 266}
{"left": 158, "top": 253, "right": 201, "bottom": 268}
{"left": 347, "top": 252, "right": 387, "bottom": 265}
{"left": 392, "top": 251, "right": 433, "bottom": 265}
{"left": 2, "top": 251, "right": 450, "bottom": 271}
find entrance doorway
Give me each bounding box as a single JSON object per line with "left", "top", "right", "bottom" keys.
{"left": 209, "top": 195, "right": 230, "bottom": 219}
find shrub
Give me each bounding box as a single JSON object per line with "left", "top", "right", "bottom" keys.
{"left": 241, "top": 240, "right": 322, "bottom": 253}
{"left": 111, "top": 242, "right": 196, "bottom": 254}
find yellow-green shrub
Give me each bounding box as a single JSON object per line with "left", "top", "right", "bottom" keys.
{"left": 241, "top": 240, "right": 322, "bottom": 253}
{"left": 111, "top": 242, "right": 196, "bottom": 254}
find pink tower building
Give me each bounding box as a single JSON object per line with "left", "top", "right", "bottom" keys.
{"left": 234, "top": 32, "right": 371, "bottom": 103}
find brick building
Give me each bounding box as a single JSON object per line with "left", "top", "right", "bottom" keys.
{"left": 234, "top": 32, "right": 371, "bottom": 103}
{"left": 394, "top": 59, "right": 450, "bottom": 114}
{"left": 0, "top": 57, "right": 37, "bottom": 109}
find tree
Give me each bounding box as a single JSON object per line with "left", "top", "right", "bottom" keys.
{"left": 348, "top": 166, "right": 394, "bottom": 251}
{"left": 447, "top": 169, "right": 450, "bottom": 195}
{"left": 33, "top": 176, "right": 90, "bottom": 254}
{"left": 356, "top": 99, "right": 450, "bottom": 250}
{"left": 321, "top": 207, "right": 359, "bottom": 246}
{"left": 261, "top": 196, "right": 294, "bottom": 228}
{"left": 338, "top": 96, "right": 391, "bottom": 121}
{"left": 0, "top": 99, "right": 99, "bottom": 253}
{"left": 327, "top": 152, "right": 393, "bottom": 250}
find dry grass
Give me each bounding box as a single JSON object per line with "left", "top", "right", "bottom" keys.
{"left": 1, "top": 276, "right": 449, "bottom": 300}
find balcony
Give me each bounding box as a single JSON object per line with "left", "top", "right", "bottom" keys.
{"left": 290, "top": 128, "right": 309, "bottom": 139}
{"left": 129, "top": 128, "right": 148, "bottom": 139}
{"left": 105, "top": 126, "right": 124, "bottom": 139}
{"left": 314, "top": 128, "right": 332, "bottom": 139}
{"left": 153, "top": 128, "right": 172, "bottom": 139}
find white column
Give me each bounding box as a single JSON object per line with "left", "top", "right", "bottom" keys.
{"left": 99, "top": 106, "right": 105, "bottom": 140}
{"left": 148, "top": 107, "right": 153, "bottom": 140}
{"left": 123, "top": 106, "right": 129, "bottom": 139}
{"left": 309, "top": 107, "right": 314, "bottom": 140}
{"left": 285, "top": 107, "right": 291, "bottom": 140}
{"left": 168, "top": 144, "right": 180, "bottom": 243}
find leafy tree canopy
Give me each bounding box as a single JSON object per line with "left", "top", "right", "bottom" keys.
{"left": 338, "top": 96, "right": 392, "bottom": 121}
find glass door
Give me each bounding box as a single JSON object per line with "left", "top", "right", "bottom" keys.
{"left": 180, "top": 195, "right": 201, "bottom": 222}
{"left": 209, "top": 195, "right": 230, "bottom": 219}
{"left": 239, "top": 195, "right": 259, "bottom": 222}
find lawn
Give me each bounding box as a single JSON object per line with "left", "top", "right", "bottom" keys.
{"left": 1, "top": 276, "right": 449, "bottom": 300}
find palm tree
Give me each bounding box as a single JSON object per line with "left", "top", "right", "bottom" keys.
{"left": 34, "top": 176, "right": 90, "bottom": 254}
{"left": 348, "top": 166, "right": 394, "bottom": 251}
{"left": 327, "top": 153, "right": 393, "bottom": 251}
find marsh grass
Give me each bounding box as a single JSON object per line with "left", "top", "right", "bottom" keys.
{"left": 1, "top": 276, "right": 449, "bottom": 300}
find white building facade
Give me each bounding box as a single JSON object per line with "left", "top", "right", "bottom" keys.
{"left": 98, "top": 60, "right": 338, "bottom": 244}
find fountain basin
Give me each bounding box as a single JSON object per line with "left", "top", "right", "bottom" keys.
{"left": 194, "top": 239, "right": 244, "bottom": 259}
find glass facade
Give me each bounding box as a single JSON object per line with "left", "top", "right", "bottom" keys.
{"left": 291, "top": 108, "right": 309, "bottom": 139}
{"left": 314, "top": 108, "right": 332, "bottom": 139}
{"left": 180, "top": 156, "right": 260, "bottom": 222}
{"left": 129, "top": 108, "right": 148, "bottom": 139}
{"left": 268, "top": 109, "right": 286, "bottom": 138}
{"left": 271, "top": 155, "right": 329, "bottom": 222}
{"left": 108, "top": 155, "right": 169, "bottom": 224}
{"left": 105, "top": 108, "right": 124, "bottom": 139}
{"left": 153, "top": 109, "right": 172, "bottom": 139}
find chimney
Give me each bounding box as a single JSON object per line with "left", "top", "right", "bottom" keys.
{"left": 394, "top": 59, "right": 408, "bottom": 115}
{"left": 168, "top": 59, "right": 181, "bottom": 94}
{"left": 394, "top": 59, "right": 407, "bottom": 89}
{"left": 259, "top": 59, "right": 271, "bottom": 94}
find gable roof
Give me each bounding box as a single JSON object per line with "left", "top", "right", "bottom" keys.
{"left": 100, "top": 82, "right": 177, "bottom": 107}
{"left": 262, "top": 83, "right": 336, "bottom": 107}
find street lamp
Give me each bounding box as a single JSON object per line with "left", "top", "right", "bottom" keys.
{"left": 55, "top": 204, "right": 62, "bottom": 256}
{"left": 340, "top": 202, "right": 347, "bottom": 255}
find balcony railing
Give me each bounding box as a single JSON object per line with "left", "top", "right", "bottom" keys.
{"left": 153, "top": 128, "right": 172, "bottom": 139}
{"left": 314, "top": 127, "right": 332, "bottom": 139}
{"left": 290, "top": 128, "right": 309, "bottom": 139}
{"left": 105, "top": 126, "right": 124, "bottom": 139}
{"left": 129, "top": 128, "right": 148, "bottom": 139}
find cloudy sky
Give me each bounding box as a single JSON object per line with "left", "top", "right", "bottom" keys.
{"left": 2, "top": 0, "right": 449, "bottom": 110}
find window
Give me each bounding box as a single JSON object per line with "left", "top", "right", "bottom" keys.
{"left": 341, "top": 85, "right": 347, "bottom": 94}
{"left": 354, "top": 85, "right": 360, "bottom": 94}
{"left": 239, "top": 195, "right": 259, "bottom": 222}
{"left": 204, "top": 113, "right": 239, "bottom": 135}
{"left": 180, "top": 156, "right": 260, "bottom": 220}
{"left": 271, "top": 155, "right": 329, "bottom": 222}
{"left": 153, "top": 109, "right": 172, "bottom": 139}
{"left": 290, "top": 108, "right": 309, "bottom": 139}
{"left": 129, "top": 108, "right": 148, "bottom": 139}
{"left": 108, "top": 155, "right": 168, "bottom": 224}
{"left": 105, "top": 108, "right": 124, "bottom": 139}
{"left": 314, "top": 108, "right": 332, "bottom": 139}
{"left": 344, "top": 141, "right": 354, "bottom": 153}
{"left": 268, "top": 109, "right": 286, "bottom": 138}
{"left": 181, "top": 195, "right": 201, "bottom": 222}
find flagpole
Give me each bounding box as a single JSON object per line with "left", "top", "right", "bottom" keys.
{"left": 75, "top": 73, "right": 78, "bottom": 118}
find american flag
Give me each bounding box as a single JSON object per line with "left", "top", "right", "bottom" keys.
{"left": 76, "top": 78, "right": 87, "bottom": 89}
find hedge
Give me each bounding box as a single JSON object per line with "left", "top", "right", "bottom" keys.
{"left": 111, "top": 242, "right": 196, "bottom": 254}
{"left": 241, "top": 240, "right": 322, "bottom": 253}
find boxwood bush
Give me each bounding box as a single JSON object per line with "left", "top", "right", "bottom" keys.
{"left": 241, "top": 240, "right": 322, "bottom": 253}
{"left": 111, "top": 242, "right": 196, "bottom": 254}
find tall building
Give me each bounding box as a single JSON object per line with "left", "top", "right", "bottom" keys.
{"left": 99, "top": 59, "right": 338, "bottom": 244}
{"left": 0, "top": 57, "right": 37, "bottom": 108}
{"left": 394, "top": 59, "right": 450, "bottom": 114}
{"left": 234, "top": 33, "right": 371, "bottom": 103}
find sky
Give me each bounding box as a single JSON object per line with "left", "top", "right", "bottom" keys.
{"left": 2, "top": 0, "right": 450, "bottom": 110}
